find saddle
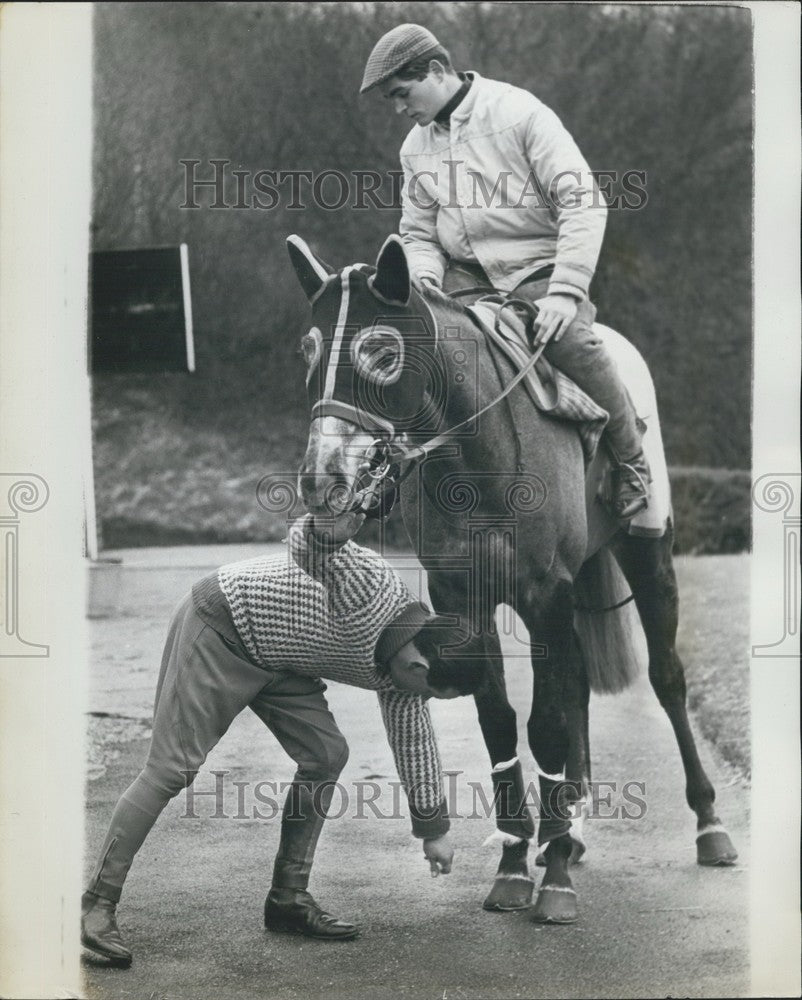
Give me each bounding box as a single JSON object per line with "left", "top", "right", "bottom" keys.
{"left": 463, "top": 297, "right": 670, "bottom": 544}
{"left": 465, "top": 299, "right": 609, "bottom": 464}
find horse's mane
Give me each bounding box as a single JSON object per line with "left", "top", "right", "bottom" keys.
{"left": 418, "top": 283, "right": 473, "bottom": 327}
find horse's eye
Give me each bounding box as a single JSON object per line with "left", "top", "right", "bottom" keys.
{"left": 351, "top": 327, "right": 404, "bottom": 385}
{"left": 301, "top": 328, "right": 323, "bottom": 376}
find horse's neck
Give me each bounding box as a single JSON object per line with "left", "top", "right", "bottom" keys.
{"left": 423, "top": 315, "right": 521, "bottom": 470}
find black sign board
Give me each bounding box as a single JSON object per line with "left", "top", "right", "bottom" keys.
{"left": 90, "top": 245, "right": 195, "bottom": 372}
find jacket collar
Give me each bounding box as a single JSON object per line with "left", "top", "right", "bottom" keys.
{"left": 448, "top": 71, "right": 482, "bottom": 123}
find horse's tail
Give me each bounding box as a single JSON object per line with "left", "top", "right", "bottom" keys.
{"left": 573, "top": 546, "right": 643, "bottom": 694}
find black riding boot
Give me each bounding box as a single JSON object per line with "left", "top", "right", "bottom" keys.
{"left": 81, "top": 891, "right": 132, "bottom": 967}
{"left": 265, "top": 778, "right": 359, "bottom": 940}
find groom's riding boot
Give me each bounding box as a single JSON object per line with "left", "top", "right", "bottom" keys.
{"left": 265, "top": 777, "right": 359, "bottom": 940}
{"left": 81, "top": 891, "right": 132, "bottom": 967}
{"left": 265, "top": 887, "right": 359, "bottom": 940}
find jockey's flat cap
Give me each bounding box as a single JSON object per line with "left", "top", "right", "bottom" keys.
{"left": 374, "top": 601, "right": 437, "bottom": 664}
{"left": 360, "top": 23, "right": 442, "bottom": 94}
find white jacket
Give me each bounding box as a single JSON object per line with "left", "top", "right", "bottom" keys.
{"left": 399, "top": 72, "right": 607, "bottom": 297}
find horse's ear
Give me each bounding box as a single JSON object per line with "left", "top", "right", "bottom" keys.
{"left": 286, "top": 235, "right": 333, "bottom": 302}
{"left": 372, "top": 235, "right": 410, "bottom": 305}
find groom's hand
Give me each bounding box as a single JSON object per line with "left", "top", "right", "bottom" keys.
{"left": 309, "top": 511, "right": 365, "bottom": 545}
{"left": 423, "top": 834, "right": 454, "bottom": 876}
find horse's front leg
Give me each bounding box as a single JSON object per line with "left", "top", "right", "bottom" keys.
{"left": 522, "top": 578, "right": 588, "bottom": 923}
{"left": 426, "top": 572, "right": 535, "bottom": 912}
{"left": 534, "top": 625, "right": 590, "bottom": 869}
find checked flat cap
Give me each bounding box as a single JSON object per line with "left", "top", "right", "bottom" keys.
{"left": 360, "top": 23, "right": 442, "bottom": 94}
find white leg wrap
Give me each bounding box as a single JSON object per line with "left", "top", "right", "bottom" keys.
{"left": 491, "top": 757, "right": 519, "bottom": 774}
{"left": 483, "top": 829, "right": 532, "bottom": 849}
{"left": 570, "top": 799, "right": 588, "bottom": 843}
{"left": 535, "top": 767, "right": 565, "bottom": 779}
{"left": 696, "top": 823, "right": 727, "bottom": 838}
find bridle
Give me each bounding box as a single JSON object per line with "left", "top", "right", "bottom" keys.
{"left": 325, "top": 285, "right": 547, "bottom": 518}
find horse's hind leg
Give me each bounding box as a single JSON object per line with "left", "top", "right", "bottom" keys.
{"left": 426, "top": 573, "right": 535, "bottom": 912}
{"left": 613, "top": 525, "right": 738, "bottom": 865}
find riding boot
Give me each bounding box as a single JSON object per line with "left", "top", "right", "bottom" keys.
{"left": 265, "top": 887, "right": 359, "bottom": 940}
{"left": 81, "top": 891, "right": 133, "bottom": 967}
{"left": 265, "top": 778, "right": 359, "bottom": 939}
{"left": 270, "top": 777, "right": 335, "bottom": 890}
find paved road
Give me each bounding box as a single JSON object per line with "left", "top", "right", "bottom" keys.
{"left": 83, "top": 546, "right": 749, "bottom": 1000}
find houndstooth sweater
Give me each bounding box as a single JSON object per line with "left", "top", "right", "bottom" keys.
{"left": 193, "top": 515, "right": 448, "bottom": 838}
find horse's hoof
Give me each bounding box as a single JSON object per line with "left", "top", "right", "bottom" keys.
{"left": 696, "top": 827, "right": 738, "bottom": 866}
{"left": 482, "top": 874, "right": 534, "bottom": 911}
{"left": 531, "top": 885, "right": 577, "bottom": 924}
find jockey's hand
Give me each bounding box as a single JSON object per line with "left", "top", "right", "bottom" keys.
{"left": 423, "top": 834, "right": 454, "bottom": 877}
{"left": 412, "top": 273, "right": 442, "bottom": 292}
{"left": 532, "top": 293, "right": 579, "bottom": 347}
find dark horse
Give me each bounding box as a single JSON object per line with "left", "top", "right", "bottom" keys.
{"left": 287, "top": 233, "right": 737, "bottom": 923}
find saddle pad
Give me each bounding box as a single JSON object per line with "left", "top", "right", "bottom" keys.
{"left": 466, "top": 303, "right": 670, "bottom": 538}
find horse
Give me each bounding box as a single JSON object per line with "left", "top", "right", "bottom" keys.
{"left": 286, "top": 232, "right": 738, "bottom": 923}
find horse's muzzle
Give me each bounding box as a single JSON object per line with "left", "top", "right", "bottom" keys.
{"left": 298, "top": 471, "right": 356, "bottom": 516}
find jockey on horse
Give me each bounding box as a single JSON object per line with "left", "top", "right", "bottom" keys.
{"left": 361, "top": 23, "right": 651, "bottom": 521}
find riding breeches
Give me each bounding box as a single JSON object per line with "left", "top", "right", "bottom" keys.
{"left": 86, "top": 594, "right": 349, "bottom": 903}
{"left": 513, "top": 274, "right": 642, "bottom": 460}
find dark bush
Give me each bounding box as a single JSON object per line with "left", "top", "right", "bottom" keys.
{"left": 669, "top": 468, "right": 751, "bottom": 555}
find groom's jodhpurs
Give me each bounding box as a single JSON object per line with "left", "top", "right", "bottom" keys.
{"left": 444, "top": 263, "right": 643, "bottom": 462}
{"left": 86, "top": 594, "right": 349, "bottom": 903}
